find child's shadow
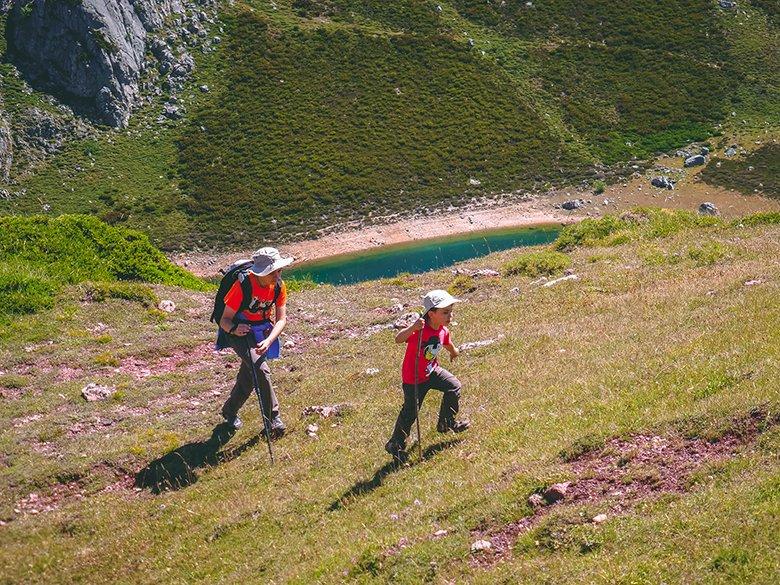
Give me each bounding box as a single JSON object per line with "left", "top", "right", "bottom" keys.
{"left": 134, "top": 423, "right": 259, "bottom": 494}
{"left": 328, "top": 437, "right": 463, "bottom": 511}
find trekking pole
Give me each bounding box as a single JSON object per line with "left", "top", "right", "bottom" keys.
{"left": 413, "top": 328, "right": 423, "bottom": 461}
{"left": 245, "top": 336, "right": 275, "bottom": 465}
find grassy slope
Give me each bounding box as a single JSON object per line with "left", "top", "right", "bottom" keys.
{"left": 0, "top": 211, "right": 778, "bottom": 582}
{"left": 1, "top": 1, "right": 778, "bottom": 249}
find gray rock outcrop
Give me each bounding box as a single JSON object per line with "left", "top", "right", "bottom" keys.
{"left": 684, "top": 154, "right": 706, "bottom": 168}
{"left": 7, "top": 0, "right": 184, "bottom": 127}
{"left": 0, "top": 109, "right": 12, "bottom": 182}
{"left": 651, "top": 176, "right": 675, "bottom": 190}
{"left": 698, "top": 202, "right": 719, "bottom": 216}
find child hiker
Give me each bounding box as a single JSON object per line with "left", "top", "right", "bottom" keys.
{"left": 385, "top": 290, "right": 470, "bottom": 460}
{"left": 216, "top": 247, "right": 293, "bottom": 436}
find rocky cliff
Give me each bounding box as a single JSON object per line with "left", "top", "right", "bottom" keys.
{"left": 6, "top": 0, "right": 189, "bottom": 127}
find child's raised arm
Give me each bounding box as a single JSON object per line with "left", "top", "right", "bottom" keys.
{"left": 395, "top": 318, "right": 424, "bottom": 343}
{"left": 444, "top": 342, "right": 459, "bottom": 362}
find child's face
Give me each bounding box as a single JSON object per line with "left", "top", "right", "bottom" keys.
{"left": 428, "top": 305, "right": 453, "bottom": 328}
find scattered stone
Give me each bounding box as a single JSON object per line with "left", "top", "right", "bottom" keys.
{"left": 684, "top": 154, "right": 706, "bottom": 168}
{"left": 542, "top": 481, "right": 570, "bottom": 504}
{"left": 162, "top": 102, "right": 183, "bottom": 119}
{"left": 199, "top": 84, "right": 209, "bottom": 93}
{"left": 451, "top": 268, "right": 500, "bottom": 278}
{"left": 650, "top": 176, "right": 675, "bottom": 190}
{"left": 543, "top": 274, "right": 579, "bottom": 287}
{"left": 593, "top": 513, "right": 608, "bottom": 524}
{"left": 528, "top": 493, "right": 545, "bottom": 507}
{"left": 434, "top": 529, "right": 448, "bottom": 537}
{"left": 283, "top": 339, "right": 296, "bottom": 349}
{"left": 700, "top": 146, "right": 710, "bottom": 156}
{"left": 459, "top": 336, "right": 504, "bottom": 352}
{"left": 698, "top": 202, "right": 719, "bottom": 216}
{"left": 718, "top": 0, "right": 736, "bottom": 9}
{"left": 81, "top": 383, "right": 116, "bottom": 402}
{"left": 471, "top": 539, "right": 492, "bottom": 553}
{"left": 306, "top": 424, "right": 319, "bottom": 438}
{"left": 157, "top": 300, "right": 176, "bottom": 313}
{"left": 301, "top": 404, "right": 350, "bottom": 418}
{"left": 744, "top": 279, "right": 762, "bottom": 286}
{"left": 561, "top": 199, "right": 584, "bottom": 210}
{"left": 725, "top": 145, "right": 738, "bottom": 157}
{"left": 510, "top": 287, "right": 521, "bottom": 294}
{"left": 393, "top": 311, "right": 421, "bottom": 329}
{"left": 468, "top": 178, "right": 481, "bottom": 186}
{"left": 365, "top": 368, "right": 380, "bottom": 376}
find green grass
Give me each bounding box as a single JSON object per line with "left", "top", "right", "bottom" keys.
{"left": 700, "top": 143, "right": 780, "bottom": 198}
{"left": 2, "top": 1, "right": 777, "bottom": 249}
{"left": 0, "top": 215, "right": 209, "bottom": 321}
{"left": 0, "top": 213, "right": 777, "bottom": 582}
{"left": 502, "top": 250, "right": 571, "bottom": 277}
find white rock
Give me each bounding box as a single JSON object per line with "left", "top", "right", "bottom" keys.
{"left": 158, "top": 300, "right": 176, "bottom": 313}
{"left": 81, "top": 383, "right": 116, "bottom": 401}
{"left": 365, "top": 368, "right": 380, "bottom": 376}
{"left": 543, "top": 274, "right": 579, "bottom": 287}
{"left": 434, "top": 529, "right": 448, "bottom": 537}
{"left": 471, "top": 539, "right": 492, "bottom": 553}
{"left": 593, "top": 513, "right": 608, "bottom": 524}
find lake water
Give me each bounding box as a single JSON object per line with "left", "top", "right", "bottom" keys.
{"left": 285, "top": 224, "right": 560, "bottom": 285}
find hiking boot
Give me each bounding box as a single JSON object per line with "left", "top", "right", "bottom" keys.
{"left": 437, "top": 418, "right": 470, "bottom": 434}
{"left": 262, "top": 415, "right": 286, "bottom": 439}
{"left": 223, "top": 414, "right": 243, "bottom": 430}
{"left": 385, "top": 439, "right": 407, "bottom": 462}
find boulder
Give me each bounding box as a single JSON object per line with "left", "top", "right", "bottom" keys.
{"left": 470, "top": 539, "right": 492, "bottom": 553}
{"left": 651, "top": 176, "right": 675, "bottom": 190}
{"left": 542, "top": 481, "right": 570, "bottom": 504}
{"left": 561, "top": 199, "right": 584, "bottom": 210}
{"left": 81, "top": 383, "right": 116, "bottom": 401}
{"left": 684, "top": 155, "right": 706, "bottom": 168}
{"left": 718, "top": 0, "right": 736, "bottom": 8}
{"left": 157, "top": 300, "right": 176, "bottom": 313}
{"left": 698, "top": 202, "right": 719, "bottom": 216}
{"left": 725, "top": 145, "right": 738, "bottom": 157}
{"left": 528, "top": 493, "right": 545, "bottom": 507}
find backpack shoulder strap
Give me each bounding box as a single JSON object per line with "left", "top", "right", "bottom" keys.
{"left": 236, "top": 271, "right": 253, "bottom": 313}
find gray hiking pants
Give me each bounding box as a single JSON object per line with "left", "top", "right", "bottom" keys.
{"left": 390, "top": 366, "right": 461, "bottom": 445}
{"left": 221, "top": 334, "right": 279, "bottom": 421}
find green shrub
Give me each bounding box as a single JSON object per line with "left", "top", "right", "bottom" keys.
{"left": 83, "top": 282, "right": 159, "bottom": 307}
{"left": 554, "top": 215, "right": 627, "bottom": 251}
{"left": 448, "top": 274, "right": 477, "bottom": 295}
{"left": 735, "top": 211, "right": 780, "bottom": 227}
{"left": 593, "top": 180, "right": 606, "bottom": 194}
{"left": 688, "top": 241, "right": 727, "bottom": 267}
{"left": 0, "top": 374, "right": 30, "bottom": 389}
{"left": 285, "top": 275, "right": 319, "bottom": 292}
{"left": 0, "top": 215, "right": 208, "bottom": 318}
{"left": 502, "top": 250, "right": 571, "bottom": 277}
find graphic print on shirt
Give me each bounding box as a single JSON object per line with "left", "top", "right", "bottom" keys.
{"left": 248, "top": 296, "right": 274, "bottom": 314}
{"left": 423, "top": 335, "right": 442, "bottom": 375}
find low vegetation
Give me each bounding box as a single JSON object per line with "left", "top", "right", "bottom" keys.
{"left": 700, "top": 144, "right": 779, "bottom": 199}
{"left": 1, "top": 2, "right": 778, "bottom": 248}
{"left": 502, "top": 250, "right": 571, "bottom": 277}
{"left": 0, "top": 215, "right": 209, "bottom": 322}
{"left": 0, "top": 210, "right": 777, "bottom": 582}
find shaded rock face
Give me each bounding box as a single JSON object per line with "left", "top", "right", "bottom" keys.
{"left": 7, "top": 0, "right": 183, "bottom": 127}
{"left": 0, "top": 117, "right": 12, "bottom": 182}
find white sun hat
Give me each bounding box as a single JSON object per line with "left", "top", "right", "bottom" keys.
{"left": 248, "top": 247, "right": 294, "bottom": 276}
{"left": 421, "top": 289, "right": 460, "bottom": 315}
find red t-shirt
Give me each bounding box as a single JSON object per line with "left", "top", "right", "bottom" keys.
{"left": 401, "top": 324, "right": 451, "bottom": 384}
{"left": 223, "top": 275, "right": 287, "bottom": 322}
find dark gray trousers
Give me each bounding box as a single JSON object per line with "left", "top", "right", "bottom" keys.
{"left": 390, "top": 366, "right": 461, "bottom": 445}
{"left": 221, "top": 334, "right": 279, "bottom": 421}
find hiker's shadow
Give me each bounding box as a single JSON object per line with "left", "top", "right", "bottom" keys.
{"left": 328, "top": 437, "right": 463, "bottom": 511}
{"left": 135, "top": 423, "right": 259, "bottom": 494}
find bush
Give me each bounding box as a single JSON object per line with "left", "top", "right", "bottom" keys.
{"left": 0, "top": 215, "right": 209, "bottom": 319}
{"left": 735, "top": 211, "right": 780, "bottom": 227}
{"left": 285, "top": 275, "right": 319, "bottom": 292}
{"left": 593, "top": 180, "right": 606, "bottom": 194}
{"left": 688, "top": 241, "right": 727, "bottom": 267}
{"left": 448, "top": 274, "right": 477, "bottom": 295}
{"left": 502, "top": 250, "right": 571, "bottom": 277}
{"left": 83, "top": 282, "right": 159, "bottom": 307}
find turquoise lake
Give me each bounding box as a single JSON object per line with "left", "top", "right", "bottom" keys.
{"left": 286, "top": 224, "right": 561, "bottom": 285}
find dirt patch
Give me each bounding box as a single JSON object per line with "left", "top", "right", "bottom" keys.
{"left": 117, "top": 342, "right": 217, "bottom": 379}
{"left": 7, "top": 463, "right": 138, "bottom": 522}
{"left": 470, "top": 408, "right": 777, "bottom": 568}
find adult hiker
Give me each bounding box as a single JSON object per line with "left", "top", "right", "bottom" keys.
{"left": 385, "top": 289, "right": 470, "bottom": 461}
{"left": 215, "top": 247, "right": 293, "bottom": 436}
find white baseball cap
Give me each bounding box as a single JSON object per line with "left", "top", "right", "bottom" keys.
{"left": 422, "top": 289, "right": 460, "bottom": 315}
{"left": 248, "top": 247, "right": 294, "bottom": 276}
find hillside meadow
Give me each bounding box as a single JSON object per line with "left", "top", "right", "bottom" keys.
{"left": 0, "top": 209, "right": 778, "bottom": 582}
{"left": 1, "top": 0, "right": 778, "bottom": 249}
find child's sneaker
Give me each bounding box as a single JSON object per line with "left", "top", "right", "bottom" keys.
{"left": 385, "top": 439, "right": 407, "bottom": 462}
{"left": 437, "top": 418, "right": 470, "bottom": 434}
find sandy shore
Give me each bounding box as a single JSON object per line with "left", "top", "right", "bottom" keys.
{"left": 178, "top": 156, "right": 779, "bottom": 278}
